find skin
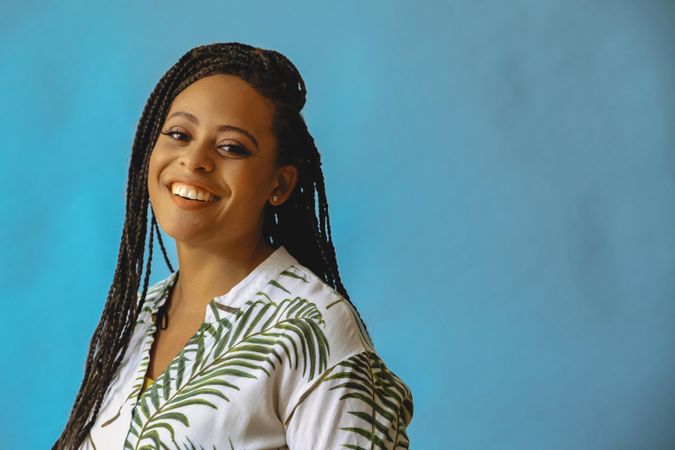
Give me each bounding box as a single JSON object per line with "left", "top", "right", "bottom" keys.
{"left": 144, "top": 74, "right": 298, "bottom": 380}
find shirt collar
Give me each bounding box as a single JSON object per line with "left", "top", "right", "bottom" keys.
{"left": 149, "top": 244, "right": 299, "bottom": 317}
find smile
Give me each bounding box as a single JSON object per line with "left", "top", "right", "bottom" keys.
{"left": 170, "top": 182, "right": 219, "bottom": 202}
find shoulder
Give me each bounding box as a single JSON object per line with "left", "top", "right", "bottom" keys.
{"left": 274, "top": 261, "right": 415, "bottom": 448}
{"left": 270, "top": 260, "right": 377, "bottom": 361}
{"left": 267, "top": 259, "right": 411, "bottom": 418}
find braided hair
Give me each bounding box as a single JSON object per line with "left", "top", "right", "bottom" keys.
{"left": 52, "top": 42, "right": 372, "bottom": 450}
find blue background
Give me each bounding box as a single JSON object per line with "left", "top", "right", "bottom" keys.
{"left": 1, "top": 0, "right": 674, "bottom": 449}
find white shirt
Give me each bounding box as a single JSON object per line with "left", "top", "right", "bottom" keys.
{"left": 79, "top": 245, "right": 413, "bottom": 449}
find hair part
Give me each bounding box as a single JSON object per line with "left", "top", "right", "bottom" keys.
{"left": 52, "top": 42, "right": 372, "bottom": 449}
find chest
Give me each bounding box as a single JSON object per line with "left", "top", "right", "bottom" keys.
{"left": 84, "top": 292, "right": 329, "bottom": 450}
{"left": 145, "top": 312, "right": 204, "bottom": 380}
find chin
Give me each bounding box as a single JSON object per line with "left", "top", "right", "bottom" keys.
{"left": 153, "top": 209, "right": 207, "bottom": 240}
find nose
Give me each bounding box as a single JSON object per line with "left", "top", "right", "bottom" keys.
{"left": 179, "top": 138, "right": 215, "bottom": 172}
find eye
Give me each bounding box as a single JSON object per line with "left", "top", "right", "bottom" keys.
{"left": 218, "top": 144, "right": 251, "bottom": 156}
{"left": 160, "top": 129, "right": 189, "bottom": 142}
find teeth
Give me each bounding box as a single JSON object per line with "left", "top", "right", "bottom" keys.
{"left": 170, "top": 182, "right": 217, "bottom": 202}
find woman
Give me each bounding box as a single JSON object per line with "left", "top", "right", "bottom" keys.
{"left": 53, "top": 42, "right": 413, "bottom": 450}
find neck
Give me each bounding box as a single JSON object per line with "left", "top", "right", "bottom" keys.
{"left": 171, "top": 235, "right": 276, "bottom": 318}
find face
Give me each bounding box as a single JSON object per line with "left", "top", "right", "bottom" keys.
{"left": 147, "top": 74, "right": 297, "bottom": 248}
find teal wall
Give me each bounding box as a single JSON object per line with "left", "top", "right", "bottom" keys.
{"left": 1, "top": 0, "right": 674, "bottom": 448}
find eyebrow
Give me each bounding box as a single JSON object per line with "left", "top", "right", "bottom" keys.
{"left": 166, "top": 111, "right": 260, "bottom": 150}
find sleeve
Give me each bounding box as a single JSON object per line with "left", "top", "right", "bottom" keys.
{"left": 284, "top": 349, "right": 414, "bottom": 450}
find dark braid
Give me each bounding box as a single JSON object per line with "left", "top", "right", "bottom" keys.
{"left": 52, "top": 42, "right": 372, "bottom": 449}
{"left": 153, "top": 210, "right": 175, "bottom": 273}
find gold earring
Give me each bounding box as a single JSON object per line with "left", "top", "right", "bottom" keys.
{"left": 272, "top": 195, "right": 278, "bottom": 203}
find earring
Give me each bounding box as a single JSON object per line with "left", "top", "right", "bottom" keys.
{"left": 272, "top": 195, "right": 278, "bottom": 203}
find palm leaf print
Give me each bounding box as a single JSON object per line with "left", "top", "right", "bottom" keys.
{"left": 321, "top": 351, "right": 414, "bottom": 450}
{"left": 85, "top": 433, "right": 98, "bottom": 450}
{"left": 126, "top": 295, "right": 330, "bottom": 449}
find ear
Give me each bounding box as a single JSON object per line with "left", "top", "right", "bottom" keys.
{"left": 269, "top": 164, "right": 298, "bottom": 206}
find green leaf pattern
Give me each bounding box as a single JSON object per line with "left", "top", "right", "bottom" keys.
{"left": 321, "top": 351, "right": 414, "bottom": 449}
{"left": 81, "top": 248, "right": 413, "bottom": 449}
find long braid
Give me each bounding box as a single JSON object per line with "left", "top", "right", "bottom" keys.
{"left": 53, "top": 42, "right": 373, "bottom": 449}
{"left": 153, "top": 210, "right": 175, "bottom": 273}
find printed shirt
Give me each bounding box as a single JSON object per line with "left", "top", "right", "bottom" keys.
{"left": 79, "top": 245, "right": 414, "bottom": 450}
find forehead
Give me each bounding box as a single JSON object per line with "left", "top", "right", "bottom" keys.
{"left": 166, "top": 74, "right": 275, "bottom": 142}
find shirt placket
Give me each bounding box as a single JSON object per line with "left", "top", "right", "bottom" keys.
{"left": 122, "top": 282, "right": 173, "bottom": 449}
{"left": 122, "top": 280, "right": 222, "bottom": 449}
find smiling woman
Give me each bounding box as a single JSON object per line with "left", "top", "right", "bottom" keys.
{"left": 52, "top": 42, "right": 413, "bottom": 450}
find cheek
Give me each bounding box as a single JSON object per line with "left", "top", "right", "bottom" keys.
{"left": 229, "top": 166, "right": 275, "bottom": 200}
{"left": 147, "top": 148, "right": 167, "bottom": 197}
{"left": 147, "top": 152, "right": 157, "bottom": 187}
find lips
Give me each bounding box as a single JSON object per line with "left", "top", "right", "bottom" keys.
{"left": 171, "top": 183, "right": 219, "bottom": 202}
{"left": 165, "top": 178, "right": 221, "bottom": 200}
{"left": 168, "top": 188, "right": 219, "bottom": 210}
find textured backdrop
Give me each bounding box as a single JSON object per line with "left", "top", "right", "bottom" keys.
{"left": 1, "top": 0, "right": 674, "bottom": 449}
